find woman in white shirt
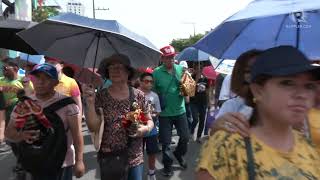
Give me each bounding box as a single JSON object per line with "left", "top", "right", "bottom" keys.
{"left": 212, "top": 49, "right": 263, "bottom": 137}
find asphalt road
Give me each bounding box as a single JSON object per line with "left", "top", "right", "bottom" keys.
{"left": 0, "top": 122, "right": 204, "bottom": 180}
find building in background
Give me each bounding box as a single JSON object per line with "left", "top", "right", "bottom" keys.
{"left": 42, "top": 0, "right": 61, "bottom": 9}
{"left": 15, "top": 0, "right": 32, "bottom": 21}
{"left": 66, "top": 0, "right": 84, "bottom": 16}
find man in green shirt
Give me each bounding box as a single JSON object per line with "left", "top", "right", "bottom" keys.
{"left": 153, "top": 45, "right": 189, "bottom": 176}
{"left": 0, "top": 59, "right": 23, "bottom": 153}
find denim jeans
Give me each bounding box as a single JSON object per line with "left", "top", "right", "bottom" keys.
{"left": 32, "top": 166, "right": 73, "bottom": 180}
{"left": 190, "top": 103, "right": 207, "bottom": 139}
{"left": 99, "top": 151, "right": 129, "bottom": 180}
{"left": 128, "top": 163, "right": 144, "bottom": 180}
{"left": 185, "top": 103, "right": 193, "bottom": 131}
{"left": 204, "top": 121, "right": 209, "bottom": 136}
{"left": 159, "top": 113, "right": 189, "bottom": 168}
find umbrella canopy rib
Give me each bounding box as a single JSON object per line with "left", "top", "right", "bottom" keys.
{"left": 101, "top": 32, "right": 155, "bottom": 61}
{"left": 214, "top": 59, "right": 225, "bottom": 70}
{"left": 101, "top": 32, "right": 120, "bottom": 54}
{"left": 82, "top": 34, "right": 98, "bottom": 67}
{"left": 55, "top": 30, "right": 95, "bottom": 41}
{"left": 93, "top": 32, "right": 101, "bottom": 71}
{"left": 296, "top": 20, "right": 301, "bottom": 49}
{"left": 274, "top": 15, "right": 289, "bottom": 47}
{"left": 79, "top": 35, "right": 97, "bottom": 78}
{"left": 92, "top": 33, "right": 101, "bottom": 71}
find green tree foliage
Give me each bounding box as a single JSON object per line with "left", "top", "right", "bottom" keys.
{"left": 32, "top": 6, "right": 59, "bottom": 22}
{"left": 170, "top": 34, "right": 205, "bottom": 52}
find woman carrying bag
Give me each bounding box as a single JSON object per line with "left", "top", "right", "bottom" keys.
{"left": 196, "top": 46, "right": 320, "bottom": 180}
{"left": 83, "top": 54, "right": 154, "bottom": 180}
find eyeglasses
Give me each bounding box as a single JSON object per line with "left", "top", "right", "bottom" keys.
{"left": 142, "top": 80, "right": 153, "bottom": 84}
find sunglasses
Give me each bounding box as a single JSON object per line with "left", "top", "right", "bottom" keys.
{"left": 142, "top": 80, "right": 153, "bottom": 84}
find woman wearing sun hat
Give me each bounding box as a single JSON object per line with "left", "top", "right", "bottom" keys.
{"left": 83, "top": 54, "right": 154, "bottom": 180}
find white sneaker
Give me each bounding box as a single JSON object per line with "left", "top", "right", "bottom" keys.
{"left": 147, "top": 173, "right": 157, "bottom": 180}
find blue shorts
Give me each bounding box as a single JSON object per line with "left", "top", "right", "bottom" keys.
{"left": 143, "top": 135, "right": 160, "bottom": 155}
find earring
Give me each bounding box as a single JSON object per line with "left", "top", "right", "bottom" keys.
{"left": 253, "top": 97, "right": 257, "bottom": 104}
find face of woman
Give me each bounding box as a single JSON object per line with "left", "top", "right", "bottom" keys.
{"left": 252, "top": 72, "right": 318, "bottom": 126}
{"left": 107, "top": 63, "right": 129, "bottom": 83}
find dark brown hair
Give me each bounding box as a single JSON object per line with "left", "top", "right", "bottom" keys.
{"left": 244, "top": 75, "right": 272, "bottom": 126}
{"left": 98, "top": 54, "right": 135, "bottom": 80}
{"left": 2, "top": 58, "right": 18, "bottom": 68}
{"left": 62, "top": 66, "right": 75, "bottom": 78}
{"left": 231, "top": 49, "right": 264, "bottom": 97}
{"left": 140, "top": 72, "right": 153, "bottom": 81}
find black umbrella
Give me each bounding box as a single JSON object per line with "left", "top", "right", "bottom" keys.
{"left": 0, "top": 19, "right": 38, "bottom": 54}
{"left": 17, "top": 13, "right": 160, "bottom": 68}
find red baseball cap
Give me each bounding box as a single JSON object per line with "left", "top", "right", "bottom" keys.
{"left": 160, "top": 45, "right": 176, "bottom": 57}
{"left": 145, "top": 67, "right": 154, "bottom": 73}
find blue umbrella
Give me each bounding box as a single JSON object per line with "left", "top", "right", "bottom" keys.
{"left": 194, "top": 0, "right": 320, "bottom": 60}
{"left": 17, "top": 13, "right": 161, "bottom": 69}
{"left": 175, "top": 47, "right": 211, "bottom": 62}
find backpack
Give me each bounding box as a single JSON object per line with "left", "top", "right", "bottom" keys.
{"left": 15, "top": 97, "right": 76, "bottom": 176}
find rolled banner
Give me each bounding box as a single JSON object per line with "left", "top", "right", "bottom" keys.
{"left": 20, "top": 52, "right": 45, "bottom": 65}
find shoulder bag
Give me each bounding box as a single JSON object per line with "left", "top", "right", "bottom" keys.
{"left": 180, "top": 71, "right": 196, "bottom": 97}
{"left": 245, "top": 137, "right": 256, "bottom": 180}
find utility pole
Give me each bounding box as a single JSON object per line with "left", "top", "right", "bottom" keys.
{"left": 92, "top": 0, "right": 109, "bottom": 19}
{"left": 182, "top": 22, "right": 196, "bottom": 36}
{"left": 92, "top": 0, "right": 95, "bottom": 19}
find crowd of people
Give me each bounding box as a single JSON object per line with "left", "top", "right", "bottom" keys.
{"left": 0, "top": 44, "right": 319, "bottom": 180}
